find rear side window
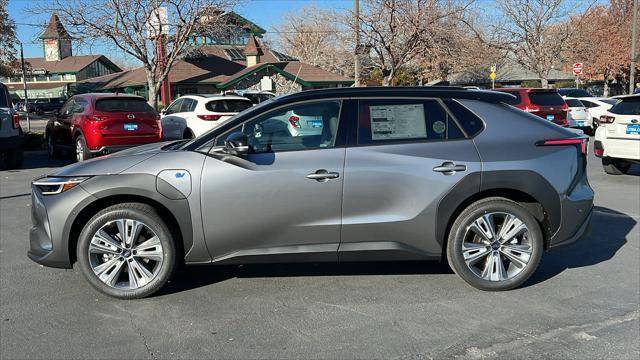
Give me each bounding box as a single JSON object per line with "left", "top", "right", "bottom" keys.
{"left": 357, "top": 99, "right": 465, "bottom": 145}
{"left": 206, "top": 100, "right": 252, "bottom": 113}
{"left": 443, "top": 100, "right": 484, "bottom": 137}
{"left": 95, "top": 98, "right": 154, "bottom": 112}
{"left": 501, "top": 91, "right": 522, "bottom": 105}
{"left": 528, "top": 92, "right": 565, "bottom": 106}
{"left": 609, "top": 99, "right": 640, "bottom": 115}
{"left": 0, "top": 85, "right": 9, "bottom": 108}
{"left": 565, "top": 99, "right": 584, "bottom": 107}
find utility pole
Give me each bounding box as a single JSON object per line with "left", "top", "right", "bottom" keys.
{"left": 354, "top": 0, "right": 360, "bottom": 87}
{"left": 631, "top": 0, "right": 638, "bottom": 94}
{"left": 19, "top": 42, "right": 30, "bottom": 132}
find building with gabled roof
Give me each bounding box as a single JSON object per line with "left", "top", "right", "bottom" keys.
{"left": 1, "top": 13, "right": 121, "bottom": 99}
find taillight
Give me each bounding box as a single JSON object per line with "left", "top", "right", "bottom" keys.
{"left": 599, "top": 115, "right": 615, "bottom": 124}
{"left": 524, "top": 106, "right": 540, "bottom": 113}
{"left": 11, "top": 113, "right": 19, "bottom": 129}
{"left": 197, "top": 114, "right": 222, "bottom": 121}
{"left": 537, "top": 138, "right": 588, "bottom": 155}
{"left": 288, "top": 115, "right": 301, "bottom": 128}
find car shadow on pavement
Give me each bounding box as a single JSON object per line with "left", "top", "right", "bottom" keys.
{"left": 160, "top": 260, "right": 453, "bottom": 296}
{"left": 0, "top": 152, "right": 72, "bottom": 171}
{"left": 525, "top": 206, "right": 635, "bottom": 286}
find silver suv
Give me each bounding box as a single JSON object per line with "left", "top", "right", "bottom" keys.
{"left": 0, "top": 83, "right": 23, "bottom": 169}
{"left": 28, "top": 87, "right": 594, "bottom": 299}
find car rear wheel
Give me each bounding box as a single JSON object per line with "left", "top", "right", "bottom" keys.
{"left": 602, "top": 158, "right": 631, "bottom": 175}
{"left": 47, "top": 133, "right": 60, "bottom": 159}
{"left": 75, "top": 135, "right": 91, "bottom": 162}
{"left": 447, "top": 197, "right": 543, "bottom": 291}
{"left": 76, "top": 203, "right": 177, "bottom": 299}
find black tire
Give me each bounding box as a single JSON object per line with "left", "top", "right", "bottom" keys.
{"left": 75, "top": 134, "right": 91, "bottom": 162}
{"left": 46, "top": 132, "right": 60, "bottom": 159}
{"left": 446, "top": 197, "right": 543, "bottom": 291}
{"left": 4, "top": 147, "right": 24, "bottom": 169}
{"left": 76, "top": 203, "right": 177, "bottom": 299}
{"left": 602, "top": 158, "right": 631, "bottom": 175}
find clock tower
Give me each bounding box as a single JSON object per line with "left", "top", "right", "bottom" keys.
{"left": 41, "top": 13, "right": 72, "bottom": 62}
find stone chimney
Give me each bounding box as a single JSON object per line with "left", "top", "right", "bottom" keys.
{"left": 243, "top": 35, "right": 263, "bottom": 67}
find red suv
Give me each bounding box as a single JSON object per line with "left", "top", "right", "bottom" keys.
{"left": 495, "top": 88, "right": 569, "bottom": 127}
{"left": 46, "top": 94, "right": 162, "bottom": 162}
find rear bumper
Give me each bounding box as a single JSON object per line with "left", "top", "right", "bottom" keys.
{"left": 89, "top": 144, "right": 136, "bottom": 155}
{"left": 0, "top": 134, "right": 23, "bottom": 151}
{"left": 548, "top": 206, "right": 592, "bottom": 249}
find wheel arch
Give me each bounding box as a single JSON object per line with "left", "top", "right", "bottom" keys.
{"left": 437, "top": 171, "right": 560, "bottom": 260}
{"left": 67, "top": 193, "right": 190, "bottom": 266}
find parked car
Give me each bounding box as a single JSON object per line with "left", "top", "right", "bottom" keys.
{"left": 564, "top": 97, "right": 589, "bottom": 128}
{"left": 558, "top": 88, "right": 592, "bottom": 98}
{"left": 31, "top": 98, "right": 66, "bottom": 115}
{"left": 594, "top": 94, "right": 640, "bottom": 174}
{"left": 161, "top": 94, "right": 252, "bottom": 139}
{"left": 494, "top": 88, "right": 569, "bottom": 127}
{"left": 45, "top": 93, "right": 162, "bottom": 162}
{"left": 578, "top": 97, "right": 618, "bottom": 134}
{"left": 0, "top": 82, "right": 23, "bottom": 168}
{"left": 28, "top": 87, "right": 594, "bottom": 299}
{"left": 239, "top": 90, "right": 276, "bottom": 105}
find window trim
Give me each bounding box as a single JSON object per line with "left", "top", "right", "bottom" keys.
{"left": 212, "top": 99, "right": 346, "bottom": 154}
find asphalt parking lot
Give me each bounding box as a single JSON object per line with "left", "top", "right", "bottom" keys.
{"left": 1, "top": 144, "right": 638, "bottom": 359}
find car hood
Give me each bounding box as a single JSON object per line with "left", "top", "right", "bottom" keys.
{"left": 51, "top": 141, "right": 178, "bottom": 177}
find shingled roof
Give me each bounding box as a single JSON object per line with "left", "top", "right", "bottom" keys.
{"left": 40, "top": 13, "right": 71, "bottom": 39}
{"left": 24, "top": 55, "right": 120, "bottom": 74}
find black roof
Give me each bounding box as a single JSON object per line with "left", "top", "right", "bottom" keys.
{"left": 275, "top": 86, "right": 516, "bottom": 103}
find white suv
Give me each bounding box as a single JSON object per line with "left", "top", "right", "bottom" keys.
{"left": 579, "top": 97, "right": 618, "bottom": 135}
{"left": 594, "top": 95, "right": 640, "bottom": 174}
{"left": 161, "top": 95, "right": 252, "bottom": 139}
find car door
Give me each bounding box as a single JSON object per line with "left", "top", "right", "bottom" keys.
{"left": 52, "top": 98, "right": 75, "bottom": 148}
{"left": 200, "top": 100, "right": 346, "bottom": 263}
{"left": 338, "top": 98, "right": 482, "bottom": 260}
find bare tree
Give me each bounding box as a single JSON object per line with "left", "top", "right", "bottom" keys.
{"left": 356, "top": 0, "right": 472, "bottom": 86}
{"left": 275, "top": 4, "right": 353, "bottom": 77}
{"left": 0, "top": 0, "right": 18, "bottom": 77}
{"left": 30, "top": 0, "right": 237, "bottom": 107}
{"left": 491, "top": 0, "right": 593, "bottom": 88}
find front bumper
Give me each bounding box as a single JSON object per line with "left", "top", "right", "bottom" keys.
{"left": 27, "top": 182, "right": 96, "bottom": 269}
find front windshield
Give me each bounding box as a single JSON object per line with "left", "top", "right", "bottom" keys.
{"left": 178, "top": 98, "right": 276, "bottom": 151}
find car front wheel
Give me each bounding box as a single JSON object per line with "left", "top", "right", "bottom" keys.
{"left": 76, "top": 203, "right": 177, "bottom": 299}
{"left": 447, "top": 197, "right": 543, "bottom": 291}
{"left": 602, "top": 157, "right": 631, "bottom": 175}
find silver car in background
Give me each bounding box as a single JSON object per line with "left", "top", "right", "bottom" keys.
{"left": 28, "top": 87, "right": 594, "bottom": 299}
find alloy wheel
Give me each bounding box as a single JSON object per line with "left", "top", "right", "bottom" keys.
{"left": 76, "top": 139, "right": 84, "bottom": 162}
{"left": 88, "top": 219, "right": 164, "bottom": 290}
{"left": 462, "top": 212, "right": 532, "bottom": 282}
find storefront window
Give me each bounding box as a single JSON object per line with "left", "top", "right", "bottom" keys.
{"left": 49, "top": 74, "right": 62, "bottom": 81}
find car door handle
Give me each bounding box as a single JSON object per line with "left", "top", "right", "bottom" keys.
{"left": 433, "top": 162, "right": 466, "bottom": 175}
{"left": 306, "top": 169, "right": 340, "bottom": 181}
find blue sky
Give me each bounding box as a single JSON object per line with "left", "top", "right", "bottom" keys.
{"left": 7, "top": 0, "right": 352, "bottom": 60}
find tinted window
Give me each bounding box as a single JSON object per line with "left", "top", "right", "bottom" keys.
{"left": 59, "top": 99, "right": 75, "bottom": 117}
{"left": 580, "top": 100, "right": 595, "bottom": 108}
{"left": 444, "top": 100, "right": 484, "bottom": 137}
{"left": 95, "top": 98, "right": 154, "bottom": 112}
{"left": 357, "top": 99, "right": 464, "bottom": 144}
{"left": 501, "top": 91, "right": 522, "bottom": 105}
{"left": 73, "top": 98, "right": 88, "bottom": 113}
{"left": 559, "top": 89, "right": 591, "bottom": 97}
{"left": 528, "top": 92, "right": 565, "bottom": 106}
{"left": 565, "top": 99, "right": 584, "bottom": 107}
{"left": 0, "top": 85, "right": 9, "bottom": 108}
{"left": 165, "top": 99, "right": 183, "bottom": 115}
{"left": 206, "top": 100, "right": 252, "bottom": 113}
{"left": 609, "top": 99, "right": 640, "bottom": 115}
{"left": 235, "top": 101, "right": 341, "bottom": 153}
{"left": 180, "top": 98, "right": 196, "bottom": 113}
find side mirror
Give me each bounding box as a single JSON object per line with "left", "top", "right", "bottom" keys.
{"left": 224, "top": 132, "right": 250, "bottom": 157}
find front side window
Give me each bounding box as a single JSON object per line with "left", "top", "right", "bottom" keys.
{"left": 59, "top": 99, "right": 75, "bottom": 117}
{"left": 357, "top": 99, "right": 464, "bottom": 145}
{"left": 223, "top": 101, "right": 341, "bottom": 153}
{"left": 165, "top": 99, "right": 183, "bottom": 115}
{"left": 179, "top": 98, "right": 196, "bottom": 113}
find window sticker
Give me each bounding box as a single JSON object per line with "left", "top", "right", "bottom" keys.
{"left": 432, "top": 120, "right": 446, "bottom": 134}
{"left": 370, "top": 104, "right": 427, "bottom": 140}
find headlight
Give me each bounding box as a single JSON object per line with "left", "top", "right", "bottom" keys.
{"left": 32, "top": 177, "right": 90, "bottom": 195}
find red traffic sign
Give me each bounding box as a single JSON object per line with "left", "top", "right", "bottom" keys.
{"left": 572, "top": 63, "right": 584, "bottom": 75}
